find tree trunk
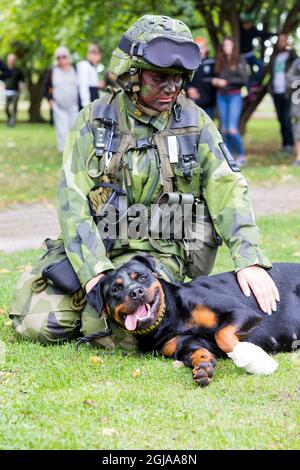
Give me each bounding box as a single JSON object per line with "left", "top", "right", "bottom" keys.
{"left": 27, "top": 71, "right": 46, "bottom": 123}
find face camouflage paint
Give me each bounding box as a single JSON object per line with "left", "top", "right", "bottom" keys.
{"left": 138, "top": 70, "right": 184, "bottom": 112}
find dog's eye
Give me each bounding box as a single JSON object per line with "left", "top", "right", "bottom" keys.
{"left": 112, "top": 285, "right": 122, "bottom": 293}
{"left": 139, "top": 275, "right": 147, "bottom": 282}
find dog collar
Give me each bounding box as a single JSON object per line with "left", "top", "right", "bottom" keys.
{"left": 131, "top": 302, "right": 166, "bottom": 336}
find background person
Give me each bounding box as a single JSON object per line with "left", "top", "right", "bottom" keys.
{"left": 77, "top": 43, "right": 105, "bottom": 108}
{"left": 213, "top": 37, "right": 248, "bottom": 167}
{"left": 44, "top": 46, "right": 79, "bottom": 153}
{"left": 0, "top": 58, "right": 11, "bottom": 81}
{"left": 287, "top": 57, "right": 300, "bottom": 166}
{"left": 270, "top": 33, "right": 297, "bottom": 154}
{"left": 4, "top": 53, "right": 24, "bottom": 127}
{"left": 186, "top": 37, "right": 216, "bottom": 119}
{"left": 239, "top": 12, "right": 274, "bottom": 97}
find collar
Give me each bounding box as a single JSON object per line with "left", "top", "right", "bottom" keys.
{"left": 132, "top": 302, "right": 166, "bottom": 336}
{"left": 123, "top": 93, "right": 170, "bottom": 132}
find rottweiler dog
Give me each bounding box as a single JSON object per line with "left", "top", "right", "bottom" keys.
{"left": 87, "top": 255, "right": 300, "bottom": 386}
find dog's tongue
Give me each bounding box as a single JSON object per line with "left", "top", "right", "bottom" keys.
{"left": 125, "top": 304, "right": 148, "bottom": 331}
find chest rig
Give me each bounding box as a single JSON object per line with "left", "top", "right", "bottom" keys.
{"left": 87, "top": 91, "right": 222, "bottom": 277}
{"left": 87, "top": 91, "right": 203, "bottom": 201}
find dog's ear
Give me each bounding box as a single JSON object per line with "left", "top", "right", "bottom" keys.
{"left": 130, "top": 254, "right": 158, "bottom": 273}
{"left": 86, "top": 276, "right": 107, "bottom": 317}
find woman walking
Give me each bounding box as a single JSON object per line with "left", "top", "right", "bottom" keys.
{"left": 213, "top": 37, "right": 248, "bottom": 167}
{"left": 45, "top": 46, "right": 79, "bottom": 153}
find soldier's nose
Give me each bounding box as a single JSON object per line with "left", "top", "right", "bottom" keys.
{"left": 163, "top": 81, "right": 176, "bottom": 93}
{"left": 129, "top": 287, "right": 144, "bottom": 300}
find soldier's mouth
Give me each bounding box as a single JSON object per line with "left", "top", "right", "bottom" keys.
{"left": 120, "top": 289, "right": 161, "bottom": 331}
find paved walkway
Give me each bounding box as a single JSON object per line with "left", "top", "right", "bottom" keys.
{"left": 0, "top": 184, "right": 299, "bottom": 253}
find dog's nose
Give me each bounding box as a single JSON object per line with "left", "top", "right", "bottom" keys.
{"left": 129, "top": 287, "right": 144, "bottom": 300}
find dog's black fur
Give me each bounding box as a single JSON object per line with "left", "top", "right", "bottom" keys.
{"left": 90, "top": 256, "right": 300, "bottom": 385}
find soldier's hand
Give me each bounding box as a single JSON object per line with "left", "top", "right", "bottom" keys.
{"left": 236, "top": 266, "right": 280, "bottom": 315}
{"left": 85, "top": 273, "right": 105, "bottom": 294}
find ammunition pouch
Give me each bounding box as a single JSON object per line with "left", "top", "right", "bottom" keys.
{"left": 40, "top": 238, "right": 81, "bottom": 294}
{"left": 88, "top": 181, "right": 127, "bottom": 252}
{"left": 149, "top": 192, "right": 223, "bottom": 278}
{"left": 185, "top": 200, "right": 223, "bottom": 278}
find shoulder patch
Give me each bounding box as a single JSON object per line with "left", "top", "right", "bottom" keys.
{"left": 219, "top": 143, "right": 240, "bottom": 172}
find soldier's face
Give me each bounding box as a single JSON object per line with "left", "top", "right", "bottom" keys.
{"left": 138, "top": 70, "right": 183, "bottom": 112}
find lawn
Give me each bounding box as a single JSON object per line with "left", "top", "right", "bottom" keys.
{"left": 0, "top": 214, "right": 300, "bottom": 450}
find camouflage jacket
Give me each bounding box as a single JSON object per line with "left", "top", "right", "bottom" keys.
{"left": 57, "top": 90, "right": 271, "bottom": 286}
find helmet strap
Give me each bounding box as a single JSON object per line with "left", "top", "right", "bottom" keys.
{"left": 129, "top": 67, "right": 141, "bottom": 93}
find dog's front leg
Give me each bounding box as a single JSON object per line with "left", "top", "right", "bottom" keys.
{"left": 160, "top": 336, "right": 217, "bottom": 386}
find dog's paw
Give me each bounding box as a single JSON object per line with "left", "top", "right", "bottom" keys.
{"left": 192, "top": 360, "right": 215, "bottom": 386}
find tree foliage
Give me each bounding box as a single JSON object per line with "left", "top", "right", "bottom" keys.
{"left": 0, "top": 0, "right": 299, "bottom": 124}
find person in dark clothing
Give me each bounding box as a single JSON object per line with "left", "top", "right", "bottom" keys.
{"left": 43, "top": 68, "right": 54, "bottom": 125}
{"left": 0, "top": 59, "right": 11, "bottom": 81}
{"left": 186, "top": 37, "right": 216, "bottom": 120}
{"left": 270, "top": 34, "right": 297, "bottom": 153}
{"left": 240, "top": 13, "right": 274, "bottom": 95}
{"left": 4, "top": 54, "right": 24, "bottom": 127}
{"left": 213, "top": 37, "right": 248, "bottom": 167}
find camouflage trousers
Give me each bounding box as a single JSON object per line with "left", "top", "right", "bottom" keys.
{"left": 9, "top": 250, "right": 188, "bottom": 349}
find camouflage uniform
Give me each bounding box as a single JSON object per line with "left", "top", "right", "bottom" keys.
{"left": 9, "top": 15, "right": 271, "bottom": 348}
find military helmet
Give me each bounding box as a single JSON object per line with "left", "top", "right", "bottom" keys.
{"left": 109, "top": 15, "right": 201, "bottom": 91}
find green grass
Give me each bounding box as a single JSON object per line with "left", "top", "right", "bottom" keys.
{"left": 1, "top": 214, "right": 300, "bottom": 450}
{"left": 0, "top": 118, "right": 300, "bottom": 208}
{"left": 0, "top": 122, "right": 60, "bottom": 208}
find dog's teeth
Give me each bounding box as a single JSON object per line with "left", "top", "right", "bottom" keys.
{"left": 146, "top": 303, "right": 151, "bottom": 313}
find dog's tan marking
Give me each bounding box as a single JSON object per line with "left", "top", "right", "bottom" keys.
{"left": 130, "top": 272, "right": 138, "bottom": 280}
{"left": 189, "top": 305, "right": 218, "bottom": 328}
{"left": 160, "top": 337, "right": 178, "bottom": 357}
{"left": 215, "top": 325, "right": 239, "bottom": 353}
{"left": 191, "top": 348, "right": 215, "bottom": 367}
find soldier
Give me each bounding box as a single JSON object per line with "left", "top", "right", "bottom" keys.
{"left": 9, "top": 15, "right": 279, "bottom": 349}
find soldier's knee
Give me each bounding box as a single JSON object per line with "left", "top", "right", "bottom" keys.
{"left": 11, "top": 310, "right": 81, "bottom": 345}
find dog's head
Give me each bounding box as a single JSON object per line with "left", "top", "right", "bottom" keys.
{"left": 88, "top": 255, "right": 165, "bottom": 333}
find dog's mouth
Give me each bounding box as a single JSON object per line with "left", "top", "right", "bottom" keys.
{"left": 121, "top": 288, "right": 161, "bottom": 332}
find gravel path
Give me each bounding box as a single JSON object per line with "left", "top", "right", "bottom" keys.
{"left": 0, "top": 184, "right": 299, "bottom": 253}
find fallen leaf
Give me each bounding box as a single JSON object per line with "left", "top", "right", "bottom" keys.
{"left": 83, "top": 399, "right": 97, "bottom": 406}
{"left": 0, "top": 372, "right": 13, "bottom": 377}
{"left": 132, "top": 368, "right": 141, "bottom": 378}
{"left": 102, "top": 428, "right": 117, "bottom": 436}
{"left": 293, "top": 252, "right": 300, "bottom": 257}
{"left": 0, "top": 308, "right": 6, "bottom": 316}
{"left": 172, "top": 360, "right": 184, "bottom": 369}
{"left": 16, "top": 265, "right": 32, "bottom": 272}
{"left": 90, "top": 356, "right": 103, "bottom": 365}
{"left": 0, "top": 269, "right": 11, "bottom": 275}
{"left": 4, "top": 320, "right": 12, "bottom": 327}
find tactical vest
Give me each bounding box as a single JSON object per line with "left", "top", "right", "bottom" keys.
{"left": 88, "top": 91, "right": 202, "bottom": 198}
{"left": 87, "top": 91, "right": 222, "bottom": 277}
